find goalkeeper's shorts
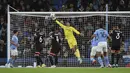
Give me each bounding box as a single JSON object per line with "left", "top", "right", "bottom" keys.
{"left": 67, "top": 39, "right": 77, "bottom": 49}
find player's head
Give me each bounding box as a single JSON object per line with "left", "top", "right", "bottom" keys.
{"left": 13, "top": 30, "right": 19, "bottom": 35}
{"left": 60, "top": 20, "right": 64, "bottom": 24}
{"left": 66, "top": 22, "right": 70, "bottom": 26}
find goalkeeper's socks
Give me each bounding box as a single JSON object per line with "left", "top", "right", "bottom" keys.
{"left": 74, "top": 49, "right": 81, "bottom": 58}
{"left": 97, "top": 57, "right": 104, "bottom": 66}
{"left": 104, "top": 56, "right": 110, "bottom": 66}
{"left": 78, "top": 58, "right": 82, "bottom": 64}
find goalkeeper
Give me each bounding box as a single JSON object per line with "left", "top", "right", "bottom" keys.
{"left": 51, "top": 14, "right": 83, "bottom": 64}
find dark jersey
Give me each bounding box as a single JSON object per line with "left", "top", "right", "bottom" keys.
{"left": 35, "top": 34, "right": 44, "bottom": 45}
{"left": 110, "top": 30, "right": 124, "bottom": 46}
{"left": 49, "top": 32, "right": 61, "bottom": 54}
{"left": 50, "top": 32, "right": 61, "bottom": 45}
{"left": 34, "top": 33, "right": 44, "bottom": 51}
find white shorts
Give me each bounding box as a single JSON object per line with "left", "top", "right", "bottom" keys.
{"left": 90, "top": 46, "right": 98, "bottom": 56}
{"left": 97, "top": 42, "right": 108, "bottom": 52}
{"left": 11, "top": 49, "right": 18, "bottom": 56}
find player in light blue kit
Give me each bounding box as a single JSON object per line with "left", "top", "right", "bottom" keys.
{"left": 6, "top": 30, "right": 19, "bottom": 68}
{"left": 90, "top": 37, "right": 98, "bottom": 64}
{"left": 92, "top": 24, "right": 111, "bottom": 68}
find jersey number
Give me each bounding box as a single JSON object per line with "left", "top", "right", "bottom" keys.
{"left": 100, "top": 32, "right": 106, "bottom": 37}
{"left": 39, "top": 36, "right": 43, "bottom": 43}
{"left": 56, "top": 36, "right": 59, "bottom": 42}
{"left": 116, "top": 33, "right": 120, "bottom": 39}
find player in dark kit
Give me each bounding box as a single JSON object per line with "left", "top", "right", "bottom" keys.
{"left": 34, "top": 30, "right": 46, "bottom": 68}
{"left": 48, "top": 28, "right": 61, "bottom": 68}
{"left": 110, "top": 25, "right": 124, "bottom": 67}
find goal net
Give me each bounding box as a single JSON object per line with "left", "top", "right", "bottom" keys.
{"left": 8, "top": 12, "right": 130, "bottom": 67}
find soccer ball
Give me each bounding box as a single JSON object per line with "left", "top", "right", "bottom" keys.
{"left": 50, "top": 13, "right": 55, "bottom": 17}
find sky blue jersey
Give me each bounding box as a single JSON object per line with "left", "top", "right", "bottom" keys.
{"left": 10, "top": 35, "right": 18, "bottom": 49}
{"left": 94, "top": 28, "right": 109, "bottom": 42}
{"left": 91, "top": 37, "right": 98, "bottom": 47}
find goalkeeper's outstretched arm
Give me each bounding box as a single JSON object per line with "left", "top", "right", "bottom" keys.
{"left": 71, "top": 27, "right": 80, "bottom": 35}
{"left": 55, "top": 20, "right": 66, "bottom": 29}
{"left": 71, "top": 27, "right": 84, "bottom": 36}
{"left": 50, "top": 13, "right": 66, "bottom": 29}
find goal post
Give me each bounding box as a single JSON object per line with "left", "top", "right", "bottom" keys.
{"left": 7, "top": 6, "right": 130, "bottom": 67}
{"left": 7, "top": 5, "right": 10, "bottom": 65}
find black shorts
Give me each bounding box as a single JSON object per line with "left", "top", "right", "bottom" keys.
{"left": 50, "top": 43, "right": 61, "bottom": 55}
{"left": 111, "top": 45, "right": 120, "bottom": 51}
{"left": 35, "top": 44, "right": 44, "bottom": 54}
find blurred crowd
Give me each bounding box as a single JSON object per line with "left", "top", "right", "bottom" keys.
{"left": 0, "top": 0, "right": 130, "bottom": 58}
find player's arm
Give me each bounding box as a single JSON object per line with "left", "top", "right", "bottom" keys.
{"left": 109, "top": 30, "right": 112, "bottom": 37}
{"left": 107, "top": 35, "right": 112, "bottom": 41}
{"left": 55, "top": 20, "right": 66, "bottom": 29}
{"left": 71, "top": 27, "right": 84, "bottom": 36}
{"left": 87, "top": 31, "right": 96, "bottom": 44}
{"left": 11, "top": 40, "right": 18, "bottom": 47}
{"left": 91, "top": 30, "right": 97, "bottom": 39}
{"left": 91, "top": 34, "right": 96, "bottom": 39}
{"left": 71, "top": 27, "right": 80, "bottom": 35}
{"left": 51, "top": 13, "right": 66, "bottom": 29}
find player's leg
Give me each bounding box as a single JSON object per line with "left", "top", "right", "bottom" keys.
{"left": 53, "top": 46, "right": 61, "bottom": 66}
{"left": 54, "top": 55, "right": 58, "bottom": 66}
{"left": 35, "top": 52, "right": 41, "bottom": 68}
{"left": 103, "top": 52, "right": 111, "bottom": 67}
{"left": 7, "top": 49, "right": 18, "bottom": 68}
{"left": 97, "top": 52, "right": 104, "bottom": 68}
{"left": 103, "top": 42, "right": 111, "bottom": 67}
{"left": 11, "top": 50, "right": 18, "bottom": 66}
{"left": 97, "top": 42, "right": 104, "bottom": 68}
{"left": 74, "top": 45, "right": 82, "bottom": 63}
{"left": 49, "top": 52, "right": 57, "bottom": 68}
{"left": 115, "top": 49, "right": 120, "bottom": 67}
{"left": 36, "top": 45, "right": 45, "bottom": 67}
{"left": 111, "top": 49, "right": 116, "bottom": 67}
{"left": 68, "top": 39, "right": 82, "bottom": 64}
{"left": 90, "top": 46, "right": 97, "bottom": 64}
{"left": 49, "top": 54, "right": 54, "bottom": 66}
{"left": 7, "top": 49, "right": 13, "bottom": 64}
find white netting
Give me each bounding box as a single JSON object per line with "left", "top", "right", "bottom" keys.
{"left": 9, "top": 12, "right": 130, "bottom": 67}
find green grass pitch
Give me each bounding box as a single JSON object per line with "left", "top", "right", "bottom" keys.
{"left": 0, "top": 68, "right": 130, "bottom": 73}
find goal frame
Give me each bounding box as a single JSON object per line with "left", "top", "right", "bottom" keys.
{"left": 7, "top": 5, "right": 130, "bottom": 66}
